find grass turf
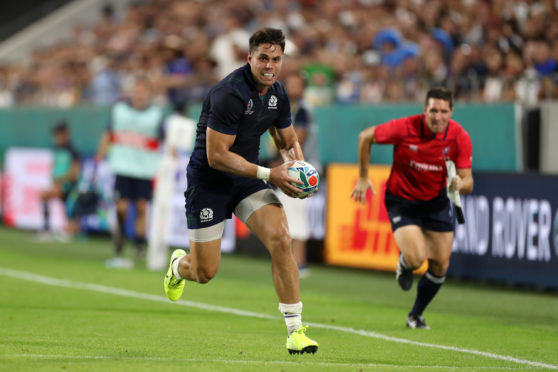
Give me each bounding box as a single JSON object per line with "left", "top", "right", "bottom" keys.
{"left": 1, "top": 226, "right": 557, "bottom": 371}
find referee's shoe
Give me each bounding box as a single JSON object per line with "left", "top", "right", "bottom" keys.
{"left": 395, "top": 255, "right": 413, "bottom": 291}
{"left": 407, "top": 314, "right": 430, "bottom": 330}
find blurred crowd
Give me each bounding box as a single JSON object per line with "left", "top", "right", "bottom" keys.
{"left": 0, "top": 0, "right": 557, "bottom": 108}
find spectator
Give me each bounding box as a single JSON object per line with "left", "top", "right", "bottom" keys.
{"left": 2, "top": 0, "right": 558, "bottom": 105}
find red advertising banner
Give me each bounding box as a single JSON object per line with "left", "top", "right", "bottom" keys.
{"left": 325, "top": 164, "right": 427, "bottom": 273}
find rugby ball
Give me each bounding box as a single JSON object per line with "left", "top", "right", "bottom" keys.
{"left": 287, "top": 160, "right": 319, "bottom": 197}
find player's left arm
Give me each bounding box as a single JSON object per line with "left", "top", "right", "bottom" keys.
{"left": 268, "top": 124, "right": 304, "bottom": 163}
{"left": 451, "top": 168, "right": 474, "bottom": 195}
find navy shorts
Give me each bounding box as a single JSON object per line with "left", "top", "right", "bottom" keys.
{"left": 185, "top": 167, "right": 270, "bottom": 229}
{"left": 384, "top": 190, "right": 455, "bottom": 232}
{"left": 114, "top": 175, "right": 153, "bottom": 201}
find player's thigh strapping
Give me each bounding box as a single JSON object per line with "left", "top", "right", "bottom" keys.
{"left": 185, "top": 173, "right": 281, "bottom": 242}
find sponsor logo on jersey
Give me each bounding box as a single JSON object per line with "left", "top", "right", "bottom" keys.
{"left": 244, "top": 99, "right": 254, "bottom": 115}
{"left": 409, "top": 144, "right": 418, "bottom": 152}
{"left": 200, "top": 208, "right": 214, "bottom": 222}
{"left": 268, "top": 95, "right": 278, "bottom": 109}
{"left": 409, "top": 160, "right": 444, "bottom": 172}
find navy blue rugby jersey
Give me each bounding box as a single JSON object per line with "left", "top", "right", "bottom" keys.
{"left": 188, "top": 64, "right": 291, "bottom": 178}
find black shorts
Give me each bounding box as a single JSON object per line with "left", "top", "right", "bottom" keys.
{"left": 185, "top": 167, "right": 270, "bottom": 229}
{"left": 114, "top": 175, "right": 153, "bottom": 201}
{"left": 384, "top": 190, "right": 455, "bottom": 232}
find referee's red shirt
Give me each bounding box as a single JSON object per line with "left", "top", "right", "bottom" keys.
{"left": 374, "top": 114, "right": 472, "bottom": 201}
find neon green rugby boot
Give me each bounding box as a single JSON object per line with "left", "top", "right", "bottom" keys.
{"left": 286, "top": 326, "right": 319, "bottom": 355}
{"left": 164, "top": 249, "right": 186, "bottom": 301}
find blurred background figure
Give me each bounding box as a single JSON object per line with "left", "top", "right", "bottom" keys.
{"left": 147, "top": 99, "right": 196, "bottom": 271}
{"left": 96, "top": 78, "right": 165, "bottom": 268}
{"left": 37, "top": 120, "right": 81, "bottom": 241}
{"left": 276, "top": 72, "right": 322, "bottom": 278}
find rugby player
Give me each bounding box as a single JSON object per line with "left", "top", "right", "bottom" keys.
{"left": 163, "top": 28, "right": 318, "bottom": 354}
{"left": 351, "top": 87, "right": 473, "bottom": 329}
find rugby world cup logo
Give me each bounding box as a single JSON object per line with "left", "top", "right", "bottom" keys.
{"left": 244, "top": 99, "right": 254, "bottom": 115}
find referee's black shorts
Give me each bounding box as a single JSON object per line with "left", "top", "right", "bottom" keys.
{"left": 384, "top": 189, "right": 455, "bottom": 232}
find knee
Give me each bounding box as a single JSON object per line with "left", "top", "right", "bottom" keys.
{"left": 135, "top": 201, "right": 148, "bottom": 215}
{"left": 116, "top": 204, "right": 127, "bottom": 215}
{"left": 267, "top": 228, "right": 292, "bottom": 256}
{"left": 428, "top": 258, "right": 450, "bottom": 276}
{"left": 403, "top": 250, "right": 427, "bottom": 270}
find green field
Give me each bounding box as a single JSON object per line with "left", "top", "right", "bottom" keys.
{"left": 1, "top": 226, "right": 557, "bottom": 371}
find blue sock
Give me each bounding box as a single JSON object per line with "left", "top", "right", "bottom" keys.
{"left": 410, "top": 271, "right": 445, "bottom": 316}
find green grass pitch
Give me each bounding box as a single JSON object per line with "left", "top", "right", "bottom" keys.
{"left": 1, "top": 226, "right": 558, "bottom": 371}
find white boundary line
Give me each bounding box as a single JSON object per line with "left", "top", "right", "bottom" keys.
{"left": 0, "top": 354, "right": 538, "bottom": 370}
{"left": 0, "top": 267, "right": 556, "bottom": 370}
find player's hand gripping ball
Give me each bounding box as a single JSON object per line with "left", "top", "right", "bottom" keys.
{"left": 287, "top": 160, "right": 319, "bottom": 197}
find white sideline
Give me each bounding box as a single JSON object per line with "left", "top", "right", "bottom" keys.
{"left": 0, "top": 354, "right": 540, "bottom": 370}
{"left": 0, "top": 267, "right": 556, "bottom": 370}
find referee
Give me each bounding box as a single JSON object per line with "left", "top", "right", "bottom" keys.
{"left": 351, "top": 87, "right": 474, "bottom": 329}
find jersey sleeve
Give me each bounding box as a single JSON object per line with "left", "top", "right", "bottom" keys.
{"left": 455, "top": 129, "right": 473, "bottom": 168}
{"left": 273, "top": 85, "right": 292, "bottom": 129}
{"left": 373, "top": 117, "right": 408, "bottom": 144}
{"left": 207, "top": 87, "right": 244, "bottom": 135}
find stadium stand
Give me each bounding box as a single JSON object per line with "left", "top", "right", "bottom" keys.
{"left": 0, "top": 0, "right": 556, "bottom": 107}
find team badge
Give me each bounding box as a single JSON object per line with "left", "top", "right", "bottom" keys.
{"left": 268, "top": 95, "right": 277, "bottom": 109}
{"left": 200, "top": 208, "right": 214, "bottom": 222}
{"left": 442, "top": 146, "right": 450, "bottom": 155}
{"left": 244, "top": 99, "right": 254, "bottom": 115}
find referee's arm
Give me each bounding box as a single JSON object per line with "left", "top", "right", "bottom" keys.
{"left": 451, "top": 168, "right": 474, "bottom": 195}
{"left": 351, "top": 126, "right": 377, "bottom": 204}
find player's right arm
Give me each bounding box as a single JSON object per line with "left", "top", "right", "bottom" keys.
{"left": 206, "top": 127, "right": 302, "bottom": 197}
{"left": 351, "top": 126, "right": 377, "bottom": 204}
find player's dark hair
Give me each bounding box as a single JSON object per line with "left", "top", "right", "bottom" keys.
{"left": 52, "top": 119, "right": 68, "bottom": 133}
{"left": 249, "top": 28, "right": 285, "bottom": 53}
{"left": 425, "top": 86, "right": 453, "bottom": 108}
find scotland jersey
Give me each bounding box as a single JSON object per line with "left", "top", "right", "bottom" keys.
{"left": 188, "top": 63, "right": 291, "bottom": 179}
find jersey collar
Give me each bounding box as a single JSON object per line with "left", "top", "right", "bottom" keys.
{"left": 242, "top": 64, "right": 259, "bottom": 92}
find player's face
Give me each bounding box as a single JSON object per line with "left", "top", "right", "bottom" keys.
{"left": 132, "top": 81, "right": 152, "bottom": 110}
{"left": 53, "top": 131, "right": 68, "bottom": 146}
{"left": 248, "top": 43, "right": 283, "bottom": 93}
{"left": 424, "top": 98, "right": 453, "bottom": 134}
